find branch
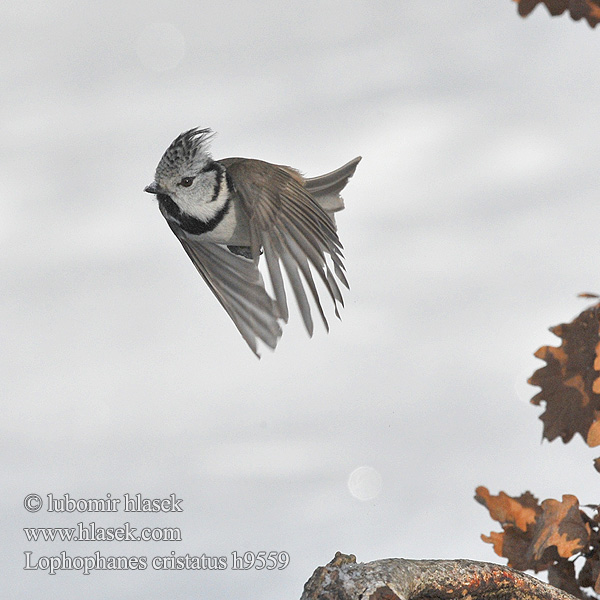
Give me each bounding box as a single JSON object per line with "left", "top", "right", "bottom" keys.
{"left": 301, "top": 552, "right": 579, "bottom": 600}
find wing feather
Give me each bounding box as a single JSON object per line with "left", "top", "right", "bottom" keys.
{"left": 223, "top": 159, "right": 348, "bottom": 336}
{"left": 276, "top": 216, "right": 340, "bottom": 316}
{"left": 163, "top": 217, "right": 281, "bottom": 356}
{"left": 270, "top": 229, "right": 314, "bottom": 336}
{"left": 274, "top": 223, "right": 330, "bottom": 331}
{"left": 262, "top": 236, "right": 288, "bottom": 322}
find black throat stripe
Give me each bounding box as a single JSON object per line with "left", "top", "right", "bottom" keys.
{"left": 158, "top": 194, "right": 231, "bottom": 235}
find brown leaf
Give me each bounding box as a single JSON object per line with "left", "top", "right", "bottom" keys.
{"left": 476, "top": 487, "right": 547, "bottom": 571}
{"left": 532, "top": 496, "right": 590, "bottom": 560}
{"left": 548, "top": 559, "right": 586, "bottom": 599}
{"left": 513, "top": 0, "right": 600, "bottom": 27}
{"left": 529, "top": 303, "right": 600, "bottom": 447}
{"left": 475, "top": 486, "right": 540, "bottom": 531}
{"left": 481, "top": 529, "right": 542, "bottom": 571}
{"left": 578, "top": 555, "right": 600, "bottom": 594}
{"left": 477, "top": 489, "right": 590, "bottom": 572}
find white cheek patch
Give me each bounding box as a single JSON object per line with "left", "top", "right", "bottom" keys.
{"left": 175, "top": 170, "right": 229, "bottom": 221}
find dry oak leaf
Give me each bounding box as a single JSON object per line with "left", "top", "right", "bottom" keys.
{"left": 477, "top": 489, "right": 590, "bottom": 572}
{"left": 528, "top": 303, "right": 600, "bottom": 447}
{"left": 514, "top": 0, "right": 600, "bottom": 26}
{"left": 476, "top": 487, "right": 544, "bottom": 571}
{"left": 532, "top": 496, "right": 591, "bottom": 561}
{"left": 547, "top": 558, "right": 584, "bottom": 599}
{"left": 475, "top": 487, "right": 541, "bottom": 531}
{"left": 578, "top": 554, "right": 600, "bottom": 595}
{"left": 576, "top": 506, "right": 600, "bottom": 594}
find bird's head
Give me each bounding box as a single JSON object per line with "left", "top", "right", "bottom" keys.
{"left": 145, "top": 128, "right": 220, "bottom": 216}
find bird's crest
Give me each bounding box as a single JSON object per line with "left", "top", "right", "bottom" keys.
{"left": 154, "top": 127, "right": 214, "bottom": 181}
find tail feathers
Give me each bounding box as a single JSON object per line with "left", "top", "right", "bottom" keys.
{"left": 305, "top": 156, "right": 361, "bottom": 214}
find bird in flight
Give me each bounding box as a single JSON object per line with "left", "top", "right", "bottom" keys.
{"left": 145, "top": 128, "right": 360, "bottom": 356}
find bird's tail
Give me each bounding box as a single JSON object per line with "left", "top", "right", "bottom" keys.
{"left": 304, "top": 157, "right": 361, "bottom": 218}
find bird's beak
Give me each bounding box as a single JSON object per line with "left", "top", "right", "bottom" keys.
{"left": 144, "top": 181, "right": 159, "bottom": 194}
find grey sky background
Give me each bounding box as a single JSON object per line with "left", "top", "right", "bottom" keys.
{"left": 3, "top": 1, "right": 600, "bottom": 598}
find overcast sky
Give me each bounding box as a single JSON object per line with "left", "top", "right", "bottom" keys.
{"left": 3, "top": 2, "right": 600, "bottom": 599}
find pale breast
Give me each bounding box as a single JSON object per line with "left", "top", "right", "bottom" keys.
{"left": 200, "top": 198, "right": 251, "bottom": 245}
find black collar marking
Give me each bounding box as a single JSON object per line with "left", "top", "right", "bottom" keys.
{"left": 158, "top": 193, "right": 231, "bottom": 235}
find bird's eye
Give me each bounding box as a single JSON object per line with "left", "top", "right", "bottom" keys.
{"left": 179, "top": 177, "right": 195, "bottom": 187}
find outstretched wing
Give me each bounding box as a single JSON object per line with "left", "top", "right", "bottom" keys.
{"left": 221, "top": 158, "right": 348, "bottom": 337}
{"left": 162, "top": 213, "right": 282, "bottom": 357}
